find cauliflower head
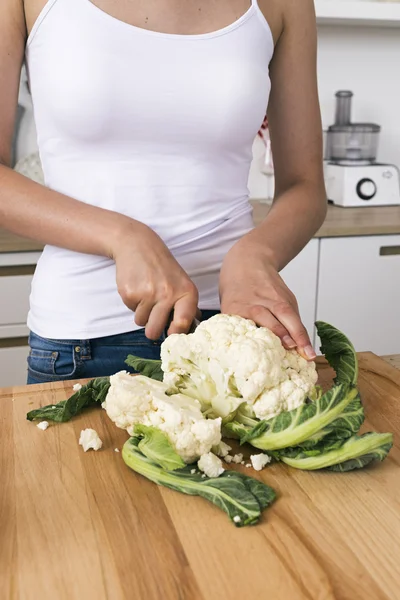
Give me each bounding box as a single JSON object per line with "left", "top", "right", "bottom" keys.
{"left": 103, "top": 371, "right": 222, "bottom": 463}
{"left": 161, "top": 314, "right": 318, "bottom": 421}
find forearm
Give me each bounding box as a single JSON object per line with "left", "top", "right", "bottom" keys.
{"left": 247, "top": 181, "right": 327, "bottom": 271}
{"left": 0, "top": 164, "right": 133, "bottom": 258}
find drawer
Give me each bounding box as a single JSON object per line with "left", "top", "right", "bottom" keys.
{"left": 0, "top": 264, "right": 35, "bottom": 326}
{"left": 0, "top": 341, "right": 29, "bottom": 387}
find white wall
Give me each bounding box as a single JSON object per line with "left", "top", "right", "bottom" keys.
{"left": 16, "top": 24, "right": 400, "bottom": 199}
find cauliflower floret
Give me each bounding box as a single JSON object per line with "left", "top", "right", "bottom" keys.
{"left": 198, "top": 452, "right": 225, "bottom": 478}
{"left": 250, "top": 453, "right": 272, "bottom": 471}
{"left": 212, "top": 441, "right": 232, "bottom": 458}
{"left": 79, "top": 428, "right": 103, "bottom": 452}
{"left": 161, "top": 314, "right": 318, "bottom": 421}
{"left": 103, "top": 372, "right": 222, "bottom": 464}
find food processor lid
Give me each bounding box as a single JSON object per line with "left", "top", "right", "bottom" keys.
{"left": 328, "top": 122, "right": 381, "bottom": 133}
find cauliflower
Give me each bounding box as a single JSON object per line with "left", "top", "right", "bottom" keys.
{"left": 212, "top": 441, "right": 232, "bottom": 458}
{"left": 198, "top": 452, "right": 225, "bottom": 478}
{"left": 250, "top": 453, "right": 272, "bottom": 471}
{"left": 103, "top": 371, "right": 222, "bottom": 464}
{"left": 37, "top": 421, "right": 49, "bottom": 431}
{"left": 79, "top": 428, "right": 103, "bottom": 452}
{"left": 161, "top": 314, "right": 318, "bottom": 421}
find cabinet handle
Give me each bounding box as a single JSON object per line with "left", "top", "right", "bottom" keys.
{"left": 379, "top": 246, "right": 400, "bottom": 256}
{"left": 0, "top": 337, "right": 29, "bottom": 348}
{"left": 0, "top": 265, "right": 36, "bottom": 277}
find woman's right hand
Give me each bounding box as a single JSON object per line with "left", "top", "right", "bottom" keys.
{"left": 111, "top": 219, "right": 199, "bottom": 340}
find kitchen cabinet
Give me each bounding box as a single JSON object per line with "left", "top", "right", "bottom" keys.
{"left": 280, "top": 239, "right": 319, "bottom": 344}
{"left": 316, "top": 235, "right": 400, "bottom": 355}
{"left": 0, "top": 251, "right": 41, "bottom": 387}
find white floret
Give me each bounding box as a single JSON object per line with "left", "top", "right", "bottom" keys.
{"left": 73, "top": 383, "right": 82, "bottom": 392}
{"left": 103, "top": 372, "right": 222, "bottom": 464}
{"left": 160, "top": 314, "right": 318, "bottom": 421}
{"left": 212, "top": 441, "right": 232, "bottom": 458}
{"left": 250, "top": 453, "right": 272, "bottom": 471}
{"left": 198, "top": 453, "right": 225, "bottom": 478}
{"left": 37, "top": 421, "right": 49, "bottom": 431}
{"left": 231, "top": 453, "right": 243, "bottom": 464}
{"left": 79, "top": 429, "right": 102, "bottom": 452}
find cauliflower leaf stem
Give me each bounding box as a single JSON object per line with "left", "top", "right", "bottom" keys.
{"left": 227, "top": 385, "right": 359, "bottom": 451}
{"left": 278, "top": 432, "right": 393, "bottom": 471}
{"left": 134, "top": 424, "right": 186, "bottom": 471}
{"left": 122, "top": 436, "right": 276, "bottom": 527}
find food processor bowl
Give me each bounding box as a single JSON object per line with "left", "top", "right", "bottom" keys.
{"left": 325, "top": 90, "right": 381, "bottom": 164}
{"left": 326, "top": 124, "right": 381, "bottom": 163}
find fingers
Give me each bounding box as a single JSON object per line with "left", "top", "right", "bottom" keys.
{"left": 144, "top": 303, "right": 173, "bottom": 340}
{"left": 271, "top": 301, "right": 316, "bottom": 360}
{"left": 249, "top": 305, "right": 296, "bottom": 349}
{"left": 134, "top": 300, "right": 154, "bottom": 328}
{"left": 168, "top": 294, "right": 198, "bottom": 336}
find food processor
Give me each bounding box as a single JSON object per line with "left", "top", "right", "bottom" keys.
{"left": 324, "top": 91, "right": 400, "bottom": 207}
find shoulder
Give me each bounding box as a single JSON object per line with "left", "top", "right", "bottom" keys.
{"left": 256, "top": 0, "right": 316, "bottom": 44}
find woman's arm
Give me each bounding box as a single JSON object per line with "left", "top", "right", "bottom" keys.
{"left": 0, "top": 0, "right": 198, "bottom": 339}
{"left": 252, "top": 0, "right": 327, "bottom": 270}
{"left": 220, "top": 0, "right": 327, "bottom": 358}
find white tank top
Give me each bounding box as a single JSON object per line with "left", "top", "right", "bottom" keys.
{"left": 25, "top": 0, "right": 274, "bottom": 339}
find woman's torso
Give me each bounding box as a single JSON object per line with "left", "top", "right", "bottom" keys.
{"left": 24, "top": 0, "right": 275, "bottom": 339}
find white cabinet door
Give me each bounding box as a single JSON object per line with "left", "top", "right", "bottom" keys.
{"left": 280, "top": 239, "right": 319, "bottom": 344}
{"left": 316, "top": 235, "right": 400, "bottom": 355}
{"left": 0, "top": 345, "right": 29, "bottom": 387}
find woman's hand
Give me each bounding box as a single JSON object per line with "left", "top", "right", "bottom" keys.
{"left": 219, "top": 237, "right": 316, "bottom": 360}
{"left": 111, "top": 219, "right": 199, "bottom": 340}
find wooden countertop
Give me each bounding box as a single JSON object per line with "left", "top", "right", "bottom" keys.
{"left": 2, "top": 202, "right": 400, "bottom": 254}
{"left": 0, "top": 228, "right": 43, "bottom": 254}
{"left": 251, "top": 201, "right": 400, "bottom": 238}
{"left": 1, "top": 352, "right": 399, "bottom": 600}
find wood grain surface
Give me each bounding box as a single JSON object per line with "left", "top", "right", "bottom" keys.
{"left": 251, "top": 201, "right": 400, "bottom": 238}
{"left": 1, "top": 352, "right": 399, "bottom": 600}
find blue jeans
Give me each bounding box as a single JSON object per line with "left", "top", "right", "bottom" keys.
{"left": 27, "top": 310, "right": 219, "bottom": 385}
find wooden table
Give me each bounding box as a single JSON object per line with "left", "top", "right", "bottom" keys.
{"left": 1, "top": 352, "right": 399, "bottom": 600}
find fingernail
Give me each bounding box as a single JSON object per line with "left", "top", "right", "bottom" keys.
{"left": 283, "top": 335, "right": 297, "bottom": 348}
{"left": 304, "top": 345, "right": 317, "bottom": 359}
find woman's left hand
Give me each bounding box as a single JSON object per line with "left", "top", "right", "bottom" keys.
{"left": 219, "top": 237, "right": 317, "bottom": 360}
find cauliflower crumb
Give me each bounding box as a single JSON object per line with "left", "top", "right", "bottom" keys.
{"left": 250, "top": 453, "right": 272, "bottom": 471}
{"left": 201, "top": 474, "right": 206, "bottom": 478}
{"left": 198, "top": 452, "right": 225, "bottom": 478}
{"left": 114, "top": 448, "right": 120, "bottom": 453}
{"left": 241, "top": 461, "right": 245, "bottom": 465}
{"left": 79, "top": 429, "right": 102, "bottom": 452}
{"left": 224, "top": 455, "right": 233, "bottom": 464}
{"left": 232, "top": 453, "right": 243, "bottom": 464}
{"left": 37, "top": 421, "right": 49, "bottom": 431}
{"left": 245, "top": 463, "right": 251, "bottom": 468}
{"left": 233, "top": 515, "right": 242, "bottom": 524}
{"left": 191, "top": 469, "right": 196, "bottom": 474}
{"left": 212, "top": 441, "right": 232, "bottom": 458}
{"left": 73, "top": 383, "right": 82, "bottom": 392}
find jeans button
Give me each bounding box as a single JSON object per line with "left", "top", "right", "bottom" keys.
{"left": 75, "top": 346, "right": 81, "bottom": 353}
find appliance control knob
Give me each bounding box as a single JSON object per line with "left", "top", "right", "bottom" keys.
{"left": 356, "top": 178, "right": 377, "bottom": 201}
